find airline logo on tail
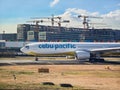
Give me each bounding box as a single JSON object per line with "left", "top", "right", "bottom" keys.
{"left": 39, "top": 44, "right": 76, "bottom": 50}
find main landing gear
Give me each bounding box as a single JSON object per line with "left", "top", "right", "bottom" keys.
{"left": 89, "top": 53, "right": 105, "bottom": 62}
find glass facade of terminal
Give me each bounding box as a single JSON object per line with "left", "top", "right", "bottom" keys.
{"left": 0, "top": 34, "right": 17, "bottom": 41}
{"left": 17, "top": 24, "right": 120, "bottom": 42}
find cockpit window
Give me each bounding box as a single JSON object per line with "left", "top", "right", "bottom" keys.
{"left": 25, "top": 46, "right": 29, "bottom": 49}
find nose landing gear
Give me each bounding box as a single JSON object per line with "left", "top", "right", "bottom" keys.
{"left": 35, "top": 57, "right": 38, "bottom": 61}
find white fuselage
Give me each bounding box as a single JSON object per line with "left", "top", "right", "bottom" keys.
{"left": 20, "top": 42, "right": 120, "bottom": 56}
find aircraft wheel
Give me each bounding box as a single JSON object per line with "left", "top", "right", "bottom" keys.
{"left": 99, "top": 59, "right": 105, "bottom": 62}
{"left": 94, "top": 59, "right": 105, "bottom": 62}
{"left": 89, "top": 58, "right": 95, "bottom": 62}
{"left": 35, "top": 57, "right": 38, "bottom": 61}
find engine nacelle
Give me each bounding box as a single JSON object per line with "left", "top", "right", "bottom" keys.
{"left": 75, "top": 51, "right": 90, "bottom": 60}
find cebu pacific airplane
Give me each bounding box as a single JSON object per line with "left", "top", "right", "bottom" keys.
{"left": 20, "top": 42, "right": 120, "bottom": 62}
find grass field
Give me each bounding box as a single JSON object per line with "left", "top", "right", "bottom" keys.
{"left": 0, "top": 64, "right": 120, "bottom": 90}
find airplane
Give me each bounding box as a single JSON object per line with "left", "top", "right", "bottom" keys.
{"left": 20, "top": 42, "right": 120, "bottom": 62}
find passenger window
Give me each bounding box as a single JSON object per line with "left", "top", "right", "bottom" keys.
{"left": 25, "top": 46, "right": 29, "bottom": 49}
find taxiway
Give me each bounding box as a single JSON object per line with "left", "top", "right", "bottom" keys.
{"left": 0, "top": 57, "right": 120, "bottom": 66}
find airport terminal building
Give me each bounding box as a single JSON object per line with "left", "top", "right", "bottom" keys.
{"left": 0, "top": 33, "right": 17, "bottom": 41}
{"left": 17, "top": 24, "right": 120, "bottom": 42}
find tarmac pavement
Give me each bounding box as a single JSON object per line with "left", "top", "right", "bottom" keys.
{"left": 0, "top": 58, "right": 120, "bottom": 66}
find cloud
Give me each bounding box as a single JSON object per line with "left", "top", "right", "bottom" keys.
{"left": 117, "top": 3, "right": 120, "bottom": 6}
{"left": 102, "top": 10, "right": 120, "bottom": 20}
{"left": 58, "top": 8, "right": 100, "bottom": 28}
{"left": 101, "top": 10, "right": 120, "bottom": 29}
{"left": 62, "top": 8, "right": 100, "bottom": 17}
{"left": 58, "top": 8, "right": 120, "bottom": 29}
{"left": 50, "top": 0, "right": 60, "bottom": 7}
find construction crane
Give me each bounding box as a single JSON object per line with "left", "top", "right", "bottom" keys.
{"left": 31, "top": 14, "right": 60, "bottom": 27}
{"left": 26, "top": 20, "right": 45, "bottom": 32}
{"left": 29, "top": 14, "right": 70, "bottom": 28}
{"left": 78, "top": 15, "right": 102, "bottom": 42}
{"left": 78, "top": 15, "right": 102, "bottom": 29}
{"left": 55, "top": 17, "right": 70, "bottom": 27}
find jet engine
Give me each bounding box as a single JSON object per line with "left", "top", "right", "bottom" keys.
{"left": 75, "top": 51, "right": 90, "bottom": 60}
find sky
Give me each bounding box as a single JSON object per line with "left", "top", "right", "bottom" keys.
{"left": 0, "top": 0, "right": 120, "bottom": 33}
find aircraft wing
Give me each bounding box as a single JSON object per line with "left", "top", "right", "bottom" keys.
{"left": 90, "top": 47, "right": 120, "bottom": 53}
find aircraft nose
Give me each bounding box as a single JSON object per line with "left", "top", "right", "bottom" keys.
{"left": 20, "top": 47, "right": 25, "bottom": 53}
